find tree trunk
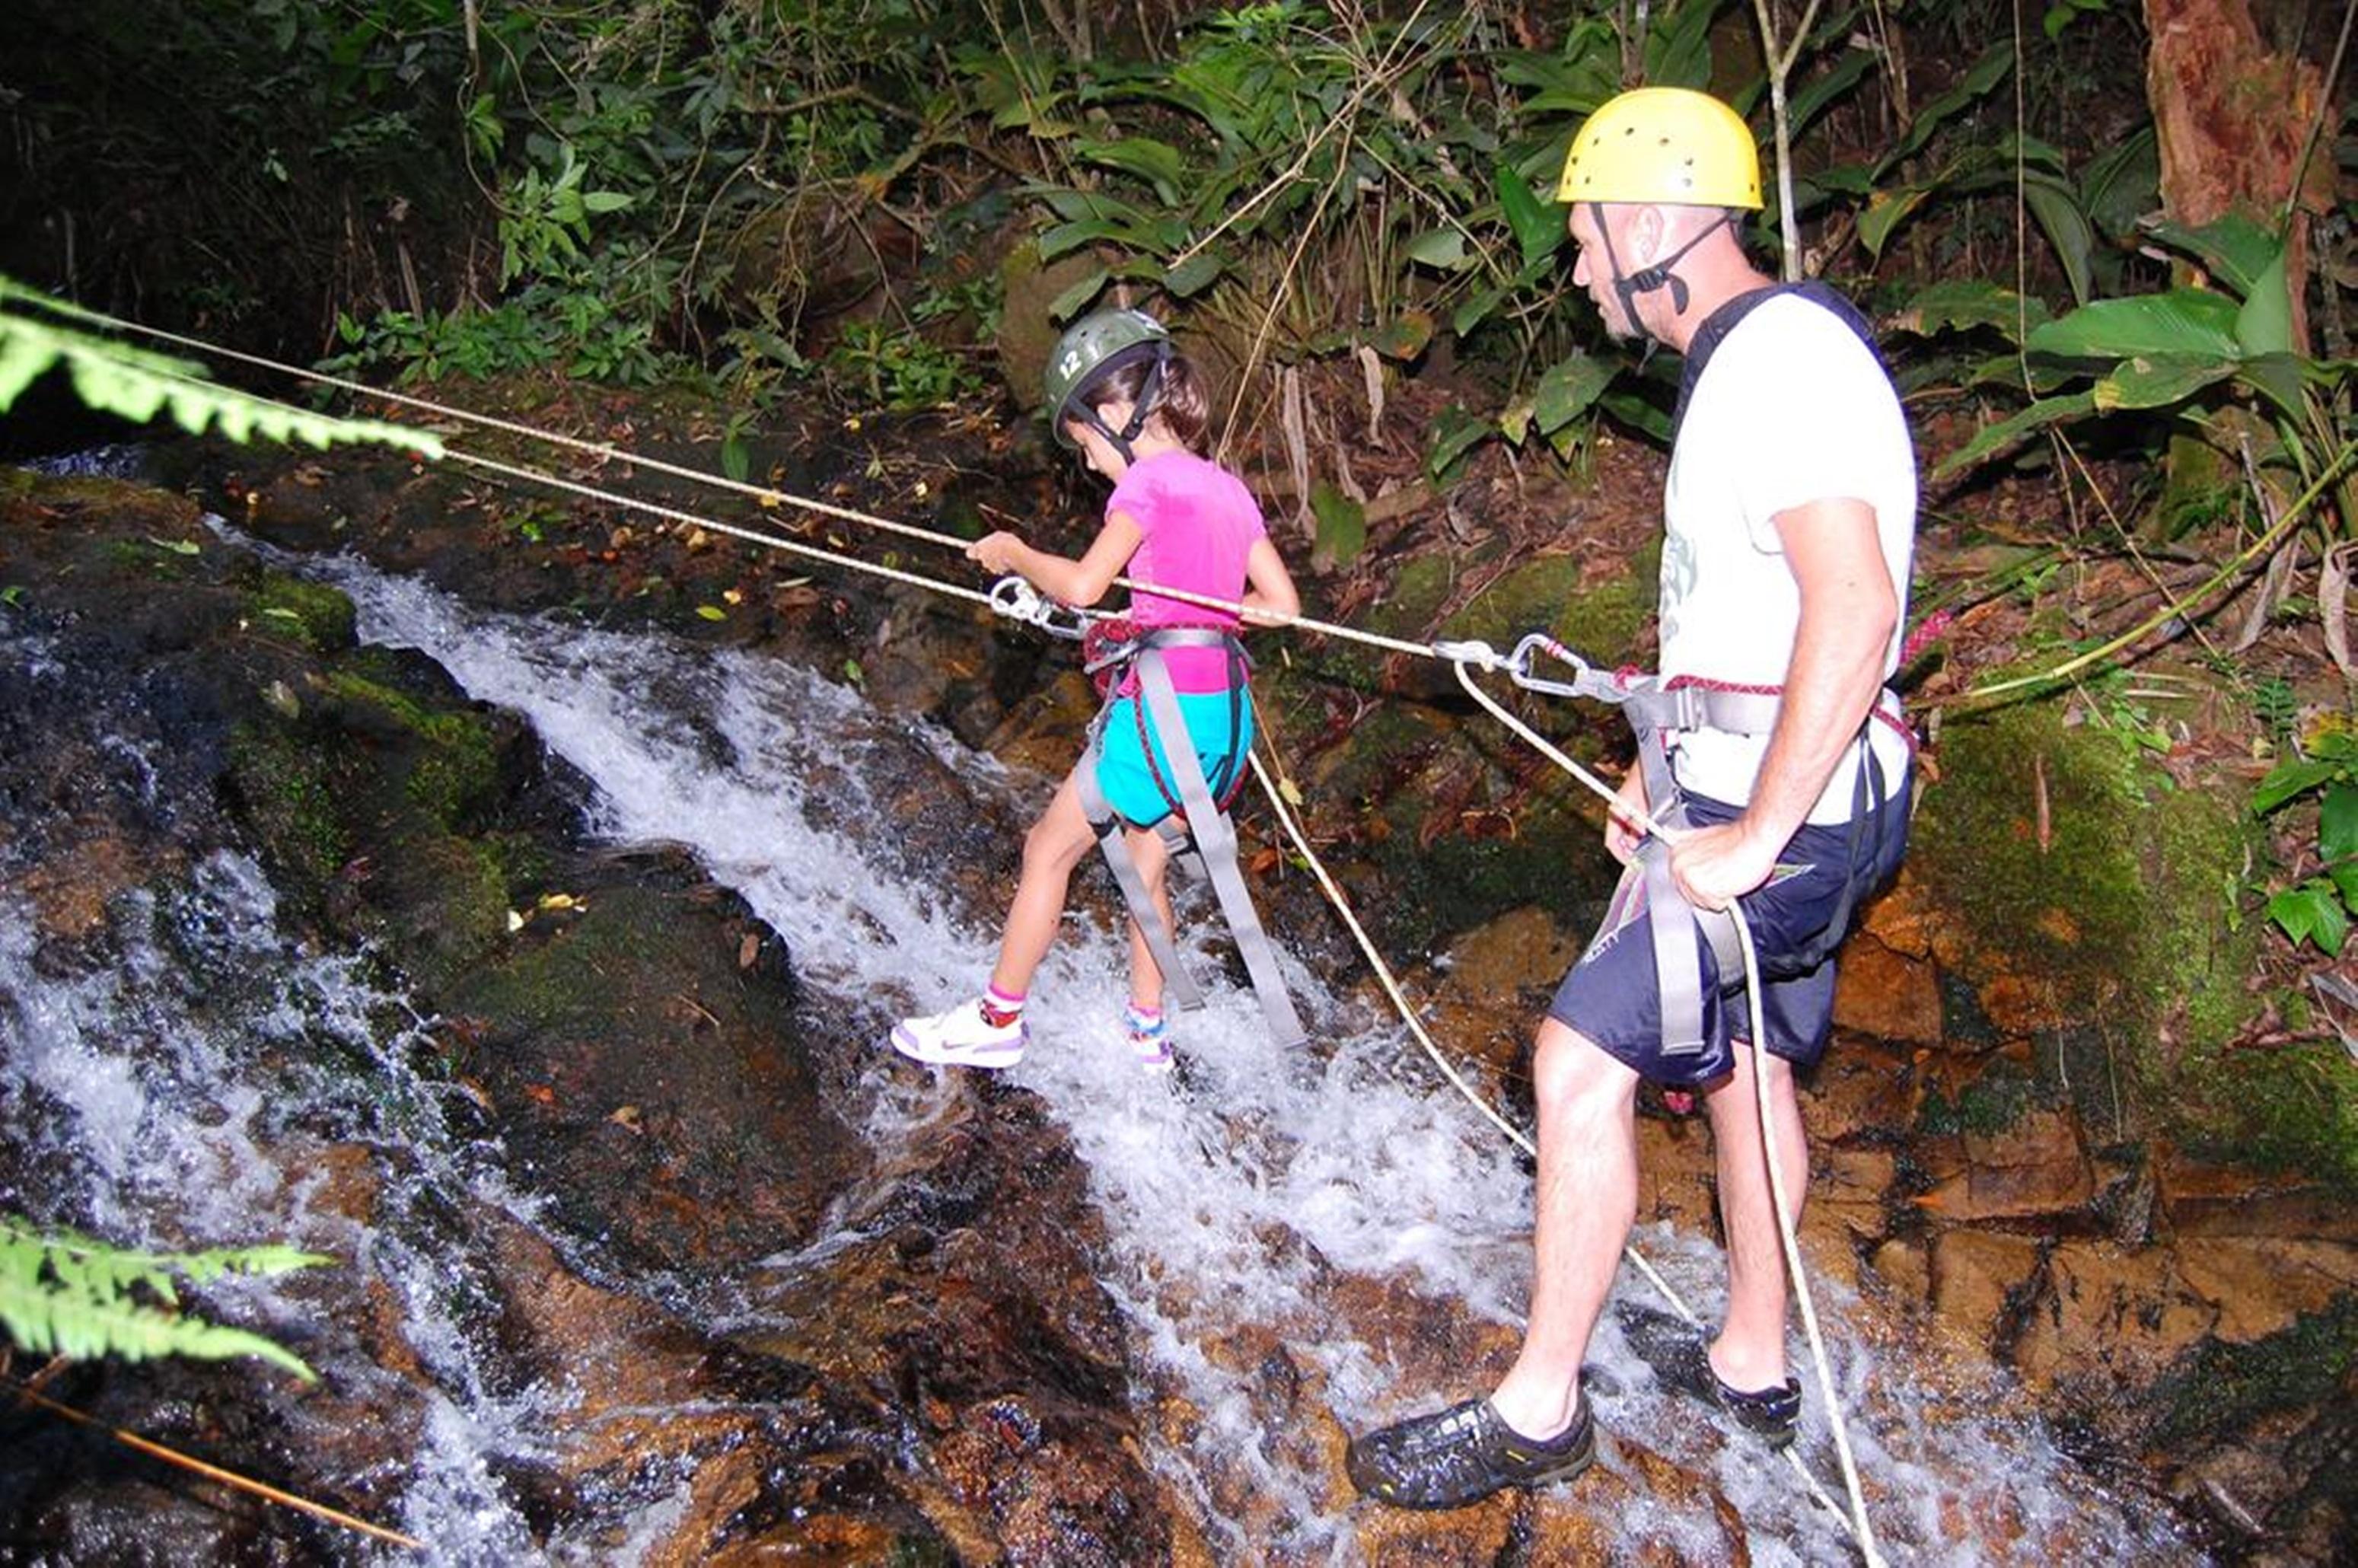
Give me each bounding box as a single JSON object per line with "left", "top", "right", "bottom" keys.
{"left": 2140, "top": 0, "right": 2331, "bottom": 349}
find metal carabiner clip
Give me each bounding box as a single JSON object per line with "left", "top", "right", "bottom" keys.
{"left": 1506, "top": 632, "right": 1598, "bottom": 700}
{"left": 988, "top": 574, "right": 1044, "bottom": 624}
{"left": 987, "top": 575, "right": 1091, "bottom": 641}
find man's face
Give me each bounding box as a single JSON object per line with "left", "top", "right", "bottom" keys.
{"left": 1566, "top": 202, "right": 1640, "bottom": 342}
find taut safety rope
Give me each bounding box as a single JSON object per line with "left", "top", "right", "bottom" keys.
{"left": 50, "top": 298, "right": 1883, "bottom": 1554}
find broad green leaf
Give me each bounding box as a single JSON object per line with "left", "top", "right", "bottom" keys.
{"left": 1786, "top": 49, "right": 1878, "bottom": 142}
{"left": 2022, "top": 174, "right": 2094, "bottom": 305}
{"left": 1367, "top": 311, "right": 1434, "bottom": 362}
{"left": 1161, "top": 250, "right": 1223, "bottom": 298}
{"left": 581, "top": 190, "right": 633, "bottom": 214}
{"left": 2235, "top": 244, "right": 2294, "bottom": 356}
{"left": 1404, "top": 227, "right": 1472, "bottom": 270}
{"left": 0, "top": 323, "right": 59, "bottom": 408}
{"left": 2079, "top": 126, "right": 2159, "bottom": 241}
{"left": 2139, "top": 212, "right": 2279, "bottom": 297}
{"left": 1496, "top": 161, "right": 1560, "bottom": 269}
{"left": 1450, "top": 282, "right": 1510, "bottom": 339}
{"left": 2268, "top": 884, "right": 2348, "bottom": 954}
{"left": 1859, "top": 186, "right": 1934, "bottom": 259}
{"left": 1039, "top": 218, "right": 1157, "bottom": 260}
{"left": 1643, "top": 0, "right": 1720, "bottom": 88}
{"left": 2319, "top": 781, "right": 2358, "bottom": 865}
{"left": 1073, "top": 136, "right": 1187, "bottom": 202}
{"left": 1531, "top": 352, "right": 1615, "bottom": 435}
{"left": 2253, "top": 755, "right": 2338, "bottom": 813}
{"left": 2025, "top": 290, "right": 2241, "bottom": 362}
{"left": 2238, "top": 352, "right": 2328, "bottom": 425}
{"left": 1599, "top": 386, "right": 1672, "bottom": 444}
{"left": 1425, "top": 403, "right": 1490, "bottom": 482}
{"left": 2093, "top": 355, "right": 2236, "bottom": 412}
{"left": 1045, "top": 266, "right": 1108, "bottom": 323}
{"left": 1891, "top": 279, "right": 2051, "bottom": 339}
{"left": 696, "top": 604, "right": 727, "bottom": 621}
{"left": 1933, "top": 390, "right": 2098, "bottom": 478}
{"left": 1881, "top": 42, "right": 2013, "bottom": 174}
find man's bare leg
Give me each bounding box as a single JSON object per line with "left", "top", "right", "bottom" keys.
{"left": 1701, "top": 1040, "right": 1807, "bottom": 1391}
{"left": 1490, "top": 1018, "right": 1642, "bottom": 1439}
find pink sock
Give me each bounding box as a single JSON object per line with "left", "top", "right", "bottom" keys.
{"left": 980, "top": 984, "right": 1026, "bottom": 1026}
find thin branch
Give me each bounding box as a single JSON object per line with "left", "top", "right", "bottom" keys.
{"left": 6, "top": 1378, "right": 422, "bottom": 1552}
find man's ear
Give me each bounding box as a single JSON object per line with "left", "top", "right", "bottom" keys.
{"left": 1628, "top": 203, "right": 1666, "bottom": 266}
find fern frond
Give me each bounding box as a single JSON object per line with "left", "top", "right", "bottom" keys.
{"left": 0, "top": 275, "right": 443, "bottom": 458}
{"left": 0, "top": 1215, "right": 329, "bottom": 1382}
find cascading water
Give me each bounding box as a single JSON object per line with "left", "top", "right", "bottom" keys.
{"left": 0, "top": 508, "right": 2203, "bottom": 1562}
{"left": 307, "top": 550, "right": 2196, "bottom": 1563}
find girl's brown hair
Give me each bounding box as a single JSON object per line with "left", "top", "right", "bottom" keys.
{"left": 1085, "top": 349, "right": 1212, "bottom": 454}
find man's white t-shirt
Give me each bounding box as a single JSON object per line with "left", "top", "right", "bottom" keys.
{"left": 1657, "top": 290, "right": 1917, "bottom": 824}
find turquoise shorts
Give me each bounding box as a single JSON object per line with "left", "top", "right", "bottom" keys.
{"left": 1089, "top": 690, "right": 1254, "bottom": 828}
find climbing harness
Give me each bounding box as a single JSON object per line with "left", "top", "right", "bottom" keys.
{"left": 44, "top": 295, "right": 1884, "bottom": 1556}
{"left": 1439, "top": 633, "right": 1910, "bottom": 1067}
{"left": 997, "top": 578, "right": 1305, "bottom": 1049}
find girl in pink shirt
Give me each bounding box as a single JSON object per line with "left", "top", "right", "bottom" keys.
{"left": 892, "top": 309, "right": 1298, "bottom": 1072}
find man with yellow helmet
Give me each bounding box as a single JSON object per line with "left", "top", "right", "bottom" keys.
{"left": 1348, "top": 85, "right": 1917, "bottom": 1510}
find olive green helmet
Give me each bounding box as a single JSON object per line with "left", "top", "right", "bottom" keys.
{"left": 1044, "top": 307, "right": 1172, "bottom": 454}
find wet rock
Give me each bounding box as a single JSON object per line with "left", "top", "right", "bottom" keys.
{"left": 1919, "top": 1107, "right": 2095, "bottom": 1222}
{"left": 1829, "top": 932, "right": 1942, "bottom": 1045}
{"left": 1928, "top": 1229, "right": 2044, "bottom": 1350}
{"left": 2014, "top": 1241, "right": 2216, "bottom": 1397}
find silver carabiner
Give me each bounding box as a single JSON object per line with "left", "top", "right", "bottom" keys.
{"left": 987, "top": 574, "right": 1091, "bottom": 641}
{"left": 1506, "top": 632, "right": 1599, "bottom": 700}
{"left": 988, "top": 574, "right": 1042, "bottom": 623}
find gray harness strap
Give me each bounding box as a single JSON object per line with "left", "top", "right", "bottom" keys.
{"left": 1081, "top": 629, "right": 1308, "bottom": 1048}
{"left": 1605, "top": 673, "right": 1895, "bottom": 1060}
{"left": 1075, "top": 753, "right": 1206, "bottom": 1015}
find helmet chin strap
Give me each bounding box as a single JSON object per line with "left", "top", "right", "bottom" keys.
{"left": 1082, "top": 342, "right": 1171, "bottom": 465}
{"left": 1592, "top": 204, "right": 1738, "bottom": 336}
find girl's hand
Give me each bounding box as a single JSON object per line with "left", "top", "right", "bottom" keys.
{"left": 967, "top": 531, "right": 1027, "bottom": 575}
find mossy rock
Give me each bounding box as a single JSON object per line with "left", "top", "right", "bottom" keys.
{"left": 240, "top": 567, "right": 356, "bottom": 652}
{"left": 1292, "top": 699, "right": 1614, "bottom": 954}
{"left": 1435, "top": 540, "right": 1659, "bottom": 666}
{"left": 314, "top": 655, "right": 503, "bottom": 829}
{"left": 2152, "top": 1294, "right": 2358, "bottom": 1447}
{"left": 1912, "top": 689, "right": 2274, "bottom": 1164}
{"left": 225, "top": 722, "right": 349, "bottom": 901}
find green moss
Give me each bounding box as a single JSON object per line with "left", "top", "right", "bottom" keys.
{"left": 2180, "top": 1041, "right": 2358, "bottom": 1187}
{"left": 1915, "top": 1053, "right": 2047, "bottom": 1137}
{"left": 225, "top": 722, "right": 349, "bottom": 900}
{"left": 245, "top": 570, "right": 356, "bottom": 652}
{"left": 1913, "top": 690, "right": 2274, "bottom": 1162}
{"left": 317, "top": 666, "right": 502, "bottom": 827}
{"left": 2153, "top": 1295, "right": 2358, "bottom": 1446}
{"left": 375, "top": 835, "right": 511, "bottom": 993}
{"left": 1434, "top": 539, "right": 1659, "bottom": 667}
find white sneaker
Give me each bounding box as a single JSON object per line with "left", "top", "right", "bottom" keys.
{"left": 892, "top": 999, "right": 1025, "bottom": 1069}
{"left": 1123, "top": 1005, "right": 1174, "bottom": 1073}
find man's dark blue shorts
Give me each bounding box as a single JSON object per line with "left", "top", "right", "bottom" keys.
{"left": 1546, "top": 773, "right": 1911, "bottom": 1088}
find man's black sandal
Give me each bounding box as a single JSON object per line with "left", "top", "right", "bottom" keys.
{"left": 1620, "top": 1307, "right": 1802, "bottom": 1449}
{"left": 1346, "top": 1397, "right": 1595, "bottom": 1510}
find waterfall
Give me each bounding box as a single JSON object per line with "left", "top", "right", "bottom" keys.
{"left": 0, "top": 524, "right": 2202, "bottom": 1563}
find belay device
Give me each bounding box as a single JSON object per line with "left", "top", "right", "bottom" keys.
{"left": 992, "top": 577, "right": 1307, "bottom": 1048}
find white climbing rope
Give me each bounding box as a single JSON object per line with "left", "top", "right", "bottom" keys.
{"left": 76, "top": 307, "right": 1882, "bottom": 1548}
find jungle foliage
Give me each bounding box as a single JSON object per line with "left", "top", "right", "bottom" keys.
{"left": 5, "top": 0, "right": 2355, "bottom": 956}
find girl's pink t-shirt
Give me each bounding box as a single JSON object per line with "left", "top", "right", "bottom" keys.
{"left": 1105, "top": 449, "right": 1267, "bottom": 693}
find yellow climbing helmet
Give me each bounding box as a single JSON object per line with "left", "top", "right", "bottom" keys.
{"left": 1557, "top": 87, "right": 1762, "bottom": 209}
